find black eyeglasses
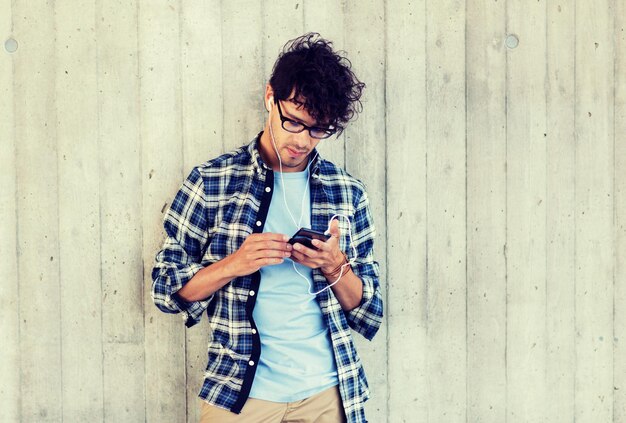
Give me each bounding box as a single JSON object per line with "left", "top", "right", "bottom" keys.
{"left": 275, "top": 100, "right": 336, "bottom": 140}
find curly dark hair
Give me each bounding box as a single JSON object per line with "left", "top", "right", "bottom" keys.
{"left": 268, "top": 33, "right": 365, "bottom": 135}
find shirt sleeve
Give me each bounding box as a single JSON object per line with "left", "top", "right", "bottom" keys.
{"left": 151, "top": 166, "right": 212, "bottom": 328}
{"left": 344, "top": 189, "right": 384, "bottom": 341}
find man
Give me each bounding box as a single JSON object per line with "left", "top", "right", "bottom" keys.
{"left": 151, "top": 33, "right": 383, "bottom": 423}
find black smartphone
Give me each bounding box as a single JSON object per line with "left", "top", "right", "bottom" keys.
{"left": 288, "top": 228, "right": 330, "bottom": 250}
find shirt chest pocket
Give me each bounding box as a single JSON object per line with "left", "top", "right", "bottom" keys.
{"left": 205, "top": 200, "right": 254, "bottom": 262}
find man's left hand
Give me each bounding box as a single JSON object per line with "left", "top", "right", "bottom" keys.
{"left": 290, "top": 219, "right": 344, "bottom": 273}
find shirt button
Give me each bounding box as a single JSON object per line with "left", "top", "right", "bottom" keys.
{"left": 265, "top": 186, "right": 271, "bottom": 192}
{"left": 256, "top": 221, "right": 262, "bottom": 227}
{"left": 249, "top": 360, "right": 255, "bottom": 366}
{"left": 251, "top": 329, "right": 257, "bottom": 335}
{"left": 249, "top": 290, "right": 255, "bottom": 296}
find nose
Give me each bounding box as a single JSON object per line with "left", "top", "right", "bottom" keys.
{"left": 293, "top": 130, "right": 311, "bottom": 149}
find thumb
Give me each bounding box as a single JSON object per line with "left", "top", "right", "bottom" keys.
{"left": 329, "top": 219, "right": 340, "bottom": 238}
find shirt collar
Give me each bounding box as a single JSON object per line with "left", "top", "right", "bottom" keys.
{"left": 248, "top": 132, "right": 270, "bottom": 174}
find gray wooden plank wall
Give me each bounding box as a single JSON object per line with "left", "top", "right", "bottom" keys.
{"left": 0, "top": 1, "right": 624, "bottom": 422}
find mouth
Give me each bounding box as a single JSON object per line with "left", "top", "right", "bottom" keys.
{"left": 286, "top": 147, "right": 307, "bottom": 158}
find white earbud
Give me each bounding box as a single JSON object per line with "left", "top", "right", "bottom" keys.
{"left": 267, "top": 96, "right": 274, "bottom": 112}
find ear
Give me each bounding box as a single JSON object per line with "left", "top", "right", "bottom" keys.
{"left": 265, "top": 84, "right": 274, "bottom": 112}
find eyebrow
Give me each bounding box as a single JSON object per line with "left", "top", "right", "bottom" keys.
{"left": 283, "top": 105, "right": 313, "bottom": 126}
{"left": 283, "top": 102, "right": 329, "bottom": 129}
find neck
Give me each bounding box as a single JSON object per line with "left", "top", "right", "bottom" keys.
{"left": 258, "top": 128, "right": 275, "bottom": 168}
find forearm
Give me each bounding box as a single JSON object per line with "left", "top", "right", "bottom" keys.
{"left": 176, "top": 255, "right": 237, "bottom": 302}
{"left": 176, "top": 233, "right": 292, "bottom": 302}
{"left": 327, "top": 267, "right": 363, "bottom": 311}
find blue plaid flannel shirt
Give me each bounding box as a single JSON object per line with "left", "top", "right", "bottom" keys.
{"left": 151, "top": 135, "right": 383, "bottom": 423}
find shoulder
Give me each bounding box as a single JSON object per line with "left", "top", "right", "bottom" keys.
{"left": 317, "top": 158, "right": 371, "bottom": 212}
{"left": 185, "top": 145, "right": 254, "bottom": 189}
{"left": 183, "top": 144, "right": 255, "bottom": 206}
{"left": 318, "top": 158, "right": 367, "bottom": 195}
{"left": 195, "top": 145, "right": 251, "bottom": 175}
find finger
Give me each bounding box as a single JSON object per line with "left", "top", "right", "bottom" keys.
{"left": 253, "top": 239, "right": 292, "bottom": 252}
{"left": 245, "top": 234, "right": 291, "bottom": 253}
{"left": 329, "top": 219, "right": 341, "bottom": 238}
{"left": 257, "top": 257, "right": 285, "bottom": 266}
{"left": 252, "top": 249, "right": 291, "bottom": 260}
{"left": 311, "top": 238, "right": 331, "bottom": 251}
{"left": 250, "top": 232, "right": 290, "bottom": 243}
{"left": 290, "top": 251, "right": 317, "bottom": 268}
{"left": 309, "top": 243, "right": 343, "bottom": 270}
{"left": 290, "top": 250, "right": 305, "bottom": 262}
{"left": 291, "top": 244, "right": 315, "bottom": 261}
{"left": 292, "top": 242, "right": 319, "bottom": 258}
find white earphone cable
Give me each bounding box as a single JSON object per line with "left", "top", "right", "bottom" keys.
{"left": 267, "top": 98, "right": 357, "bottom": 297}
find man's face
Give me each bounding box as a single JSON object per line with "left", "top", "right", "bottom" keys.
{"left": 264, "top": 95, "right": 324, "bottom": 172}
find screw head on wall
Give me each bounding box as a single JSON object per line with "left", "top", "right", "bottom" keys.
{"left": 5, "top": 37, "right": 18, "bottom": 53}
{"left": 505, "top": 34, "right": 519, "bottom": 49}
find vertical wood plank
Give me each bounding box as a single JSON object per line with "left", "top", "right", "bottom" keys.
{"left": 303, "top": 0, "right": 346, "bottom": 168}
{"left": 613, "top": 1, "right": 626, "bottom": 422}
{"left": 466, "top": 1, "right": 507, "bottom": 422}
{"left": 505, "top": 1, "right": 548, "bottom": 421}
{"left": 386, "top": 1, "right": 428, "bottom": 422}
{"left": 180, "top": 1, "right": 223, "bottom": 421}
{"left": 545, "top": 2, "right": 576, "bottom": 422}
{"left": 140, "top": 1, "right": 187, "bottom": 422}
{"left": 261, "top": 0, "right": 304, "bottom": 175}
{"left": 0, "top": 1, "right": 19, "bottom": 421}
{"left": 180, "top": 0, "right": 223, "bottom": 165}
{"left": 97, "top": 1, "right": 145, "bottom": 421}
{"left": 13, "top": 2, "right": 63, "bottom": 421}
{"left": 221, "top": 0, "right": 264, "bottom": 151}
{"left": 574, "top": 0, "right": 615, "bottom": 421}
{"left": 425, "top": 0, "right": 467, "bottom": 421}
{"left": 4, "top": 3, "right": 625, "bottom": 422}
{"left": 615, "top": 0, "right": 626, "bottom": 420}
{"left": 55, "top": 0, "right": 104, "bottom": 420}
{"left": 343, "top": 1, "right": 388, "bottom": 421}
{"left": 262, "top": 0, "right": 303, "bottom": 81}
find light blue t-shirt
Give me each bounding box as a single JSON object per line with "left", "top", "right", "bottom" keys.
{"left": 249, "top": 168, "right": 339, "bottom": 402}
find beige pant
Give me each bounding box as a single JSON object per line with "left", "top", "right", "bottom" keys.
{"left": 199, "top": 385, "right": 346, "bottom": 423}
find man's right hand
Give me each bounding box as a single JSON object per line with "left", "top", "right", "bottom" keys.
{"left": 226, "top": 233, "right": 292, "bottom": 278}
{"left": 177, "top": 233, "right": 292, "bottom": 302}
